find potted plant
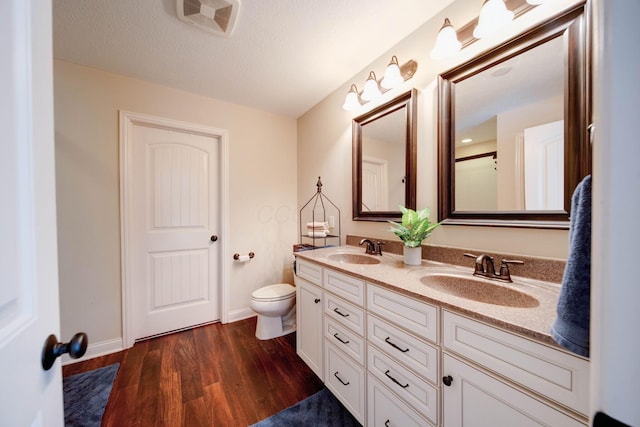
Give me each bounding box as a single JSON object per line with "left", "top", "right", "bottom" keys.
{"left": 388, "top": 206, "right": 441, "bottom": 265}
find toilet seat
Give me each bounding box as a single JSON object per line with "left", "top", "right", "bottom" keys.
{"left": 251, "top": 284, "right": 295, "bottom": 302}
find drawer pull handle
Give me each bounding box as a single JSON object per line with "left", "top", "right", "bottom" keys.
{"left": 333, "top": 333, "right": 350, "bottom": 345}
{"left": 384, "top": 370, "right": 409, "bottom": 389}
{"left": 385, "top": 421, "right": 390, "bottom": 427}
{"left": 333, "top": 307, "right": 350, "bottom": 317}
{"left": 384, "top": 337, "right": 409, "bottom": 353}
{"left": 334, "top": 371, "right": 350, "bottom": 386}
{"left": 314, "top": 298, "right": 320, "bottom": 304}
{"left": 443, "top": 375, "right": 453, "bottom": 386}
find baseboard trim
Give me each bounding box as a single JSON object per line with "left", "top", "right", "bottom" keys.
{"left": 227, "top": 307, "right": 256, "bottom": 323}
{"left": 61, "top": 337, "right": 124, "bottom": 366}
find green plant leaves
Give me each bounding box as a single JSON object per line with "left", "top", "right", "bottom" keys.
{"left": 388, "top": 206, "right": 440, "bottom": 247}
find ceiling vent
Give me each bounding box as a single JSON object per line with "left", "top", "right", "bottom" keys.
{"left": 176, "top": 0, "right": 240, "bottom": 37}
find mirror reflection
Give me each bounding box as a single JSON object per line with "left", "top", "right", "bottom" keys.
{"left": 454, "top": 36, "right": 564, "bottom": 211}
{"left": 438, "top": 4, "right": 590, "bottom": 227}
{"left": 361, "top": 107, "right": 406, "bottom": 212}
{"left": 353, "top": 89, "right": 417, "bottom": 221}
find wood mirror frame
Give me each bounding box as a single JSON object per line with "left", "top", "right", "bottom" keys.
{"left": 353, "top": 89, "right": 417, "bottom": 221}
{"left": 438, "top": 3, "right": 591, "bottom": 229}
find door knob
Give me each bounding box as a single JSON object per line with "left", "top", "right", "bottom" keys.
{"left": 443, "top": 375, "right": 453, "bottom": 386}
{"left": 41, "top": 332, "right": 88, "bottom": 371}
{"left": 210, "top": 235, "right": 218, "bottom": 242}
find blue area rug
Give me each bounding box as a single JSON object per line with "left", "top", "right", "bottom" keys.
{"left": 250, "top": 388, "right": 361, "bottom": 427}
{"left": 63, "top": 363, "right": 119, "bottom": 427}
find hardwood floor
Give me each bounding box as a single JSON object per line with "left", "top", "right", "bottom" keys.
{"left": 62, "top": 317, "right": 324, "bottom": 426}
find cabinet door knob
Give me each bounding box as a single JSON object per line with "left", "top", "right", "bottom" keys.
{"left": 314, "top": 298, "right": 320, "bottom": 304}
{"left": 443, "top": 375, "right": 453, "bottom": 386}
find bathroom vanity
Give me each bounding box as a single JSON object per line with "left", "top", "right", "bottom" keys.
{"left": 294, "top": 245, "right": 589, "bottom": 427}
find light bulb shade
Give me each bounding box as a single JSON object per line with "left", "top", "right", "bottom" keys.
{"left": 381, "top": 56, "right": 404, "bottom": 89}
{"left": 361, "top": 71, "right": 382, "bottom": 101}
{"left": 342, "top": 84, "right": 361, "bottom": 111}
{"left": 473, "top": 0, "right": 514, "bottom": 39}
{"left": 430, "top": 18, "right": 461, "bottom": 60}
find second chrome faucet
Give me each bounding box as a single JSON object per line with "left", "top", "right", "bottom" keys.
{"left": 360, "top": 238, "right": 385, "bottom": 256}
{"left": 464, "top": 253, "right": 524, "bottom": 283}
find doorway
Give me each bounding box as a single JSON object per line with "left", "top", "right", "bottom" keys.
{"left": 120, "top": 111, "right": 229, "bottom": 347}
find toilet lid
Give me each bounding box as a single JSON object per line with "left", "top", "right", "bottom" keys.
{"left": 252, "top": 284, "right": 295, "bottom": 301}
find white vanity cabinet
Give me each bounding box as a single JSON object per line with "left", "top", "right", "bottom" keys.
{"left": 442, "top": 310, "right": 589, "bottom": 426}
{"left": 295, "top": 258, "right": 366, "bottom": 424}
{"left": 323, "top": 269, "right": 367, "bottom": 424}
{"left": 366, "top": 284, "right": 439, "bottom": 426}
{"left": 295, "top": 254, "right": 590, "bottom": 427}
{"left": 294, "top": 259, "right": 323, "bottom": 380}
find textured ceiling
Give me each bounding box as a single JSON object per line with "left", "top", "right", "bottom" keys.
{"left": 53, "top": 0, "right": 454, "bottom": 118}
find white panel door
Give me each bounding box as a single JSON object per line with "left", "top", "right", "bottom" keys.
{"left": 130, "top": 123, "right": 221, "bottom": 340}
{"left": 524, "top": 120, "right": 564, "bottom": 210}
{"left": 362, "top": 156, "right": 389, "bottom": 211}
{"left": 0, "top": 0, "right": 64, "bottom": 424}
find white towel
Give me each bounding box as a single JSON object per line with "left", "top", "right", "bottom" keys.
{"left": 307, "top": 230, "right": 328, "bottom": 238}
{"left": 306, "top": 221, "right": 329, "bottom": 229}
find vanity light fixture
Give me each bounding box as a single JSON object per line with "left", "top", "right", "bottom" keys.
{"left": 342, "top": 84, "right": 362, "bottom": 111}
{"left": 473, "top": 0, "right": 514, "bottom": 39}
{"left": 430, "top": 18, "right": 462, "bottom": 60}
{"left": 381, "top": 56, "right": 404, "bottom": 89}
{"left": 361, "top": 71, "right": 382, "bottom": 101}
{"left": 342, "top": 57, "right": 417, "bottom": 111}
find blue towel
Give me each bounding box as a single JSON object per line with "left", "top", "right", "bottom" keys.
{"left": 551, "top": 175, "right": 591, "bottom": 357}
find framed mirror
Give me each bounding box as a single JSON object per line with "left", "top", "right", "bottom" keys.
{"left": 438, "top": 3, "right": 590, "bottom": 228}
{"left": 353, "top": 89, "right": 417, "bottom": 221}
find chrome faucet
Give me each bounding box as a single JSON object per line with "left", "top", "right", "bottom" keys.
{"left": 465, "top": 253, "right": 495, "bottom": 278}
{"left": 360, "top": 239, "right": 385, "bottom": 255}
{"left": 464, "top": 253, "right": 524, "bottom": 283}
{"left": 360, "top": 239, "right": 376, "bottom": 254}
{"left": 374, "top": 241, "right": 385, "bottom": 256}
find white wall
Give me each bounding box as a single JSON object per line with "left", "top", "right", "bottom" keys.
{"left": 298, "top": 0, "right": 582, "bottom": 259}
{"left": 54, "top": 60, "right": 298, "bottom": 347}
{"left": 591, "top": 0, "right": 640, "bottom": 424}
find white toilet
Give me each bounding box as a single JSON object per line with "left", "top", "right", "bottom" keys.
{"left": 250, "top": 283, "right": 296, "bottom": 340}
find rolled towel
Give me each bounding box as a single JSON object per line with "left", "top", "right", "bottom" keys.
{"left": 307, "top": 230, "right": 328, "bottom": 238}
{"left": 306, "top": 221, "right": 329, "bottom": 229}
{"left": 551, "top": 175, "right": 591, "bottom": 357}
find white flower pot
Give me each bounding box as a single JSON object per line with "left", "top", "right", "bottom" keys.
{"left": 403, "top": 246, "right": 422, "bottom": 265}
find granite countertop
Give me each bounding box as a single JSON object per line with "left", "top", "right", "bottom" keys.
{"left": 295, "top": 245, "right": 564, "bottom": 348}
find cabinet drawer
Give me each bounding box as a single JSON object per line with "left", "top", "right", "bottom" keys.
{"left": 367, "top": 285, "right": 438, "bottom": 343}
{"left": 325, "top": 293, "right": 365, "bottom": 336}
{"left": 325, "top": 318, "right": 365, "bottom": 366}
{"left": 443, "top": 310, "right": 590, "bottom": 415}
{"left": 368, "top": 345, "right": 439, "bottom": 425}
{"left": 367, "top": 314, "right": 439, "bottom": 385}
{"left": 325, "top": 342, "right": 365, "bottom": 424}
{"left": 367, "top": 374, "right": 434, "bottom": 427}
{"left": 295, "top": 258, "right": 322, "bottom": 285}
{"left": 324, "top": 268, "right": 365, "bottom": 306}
